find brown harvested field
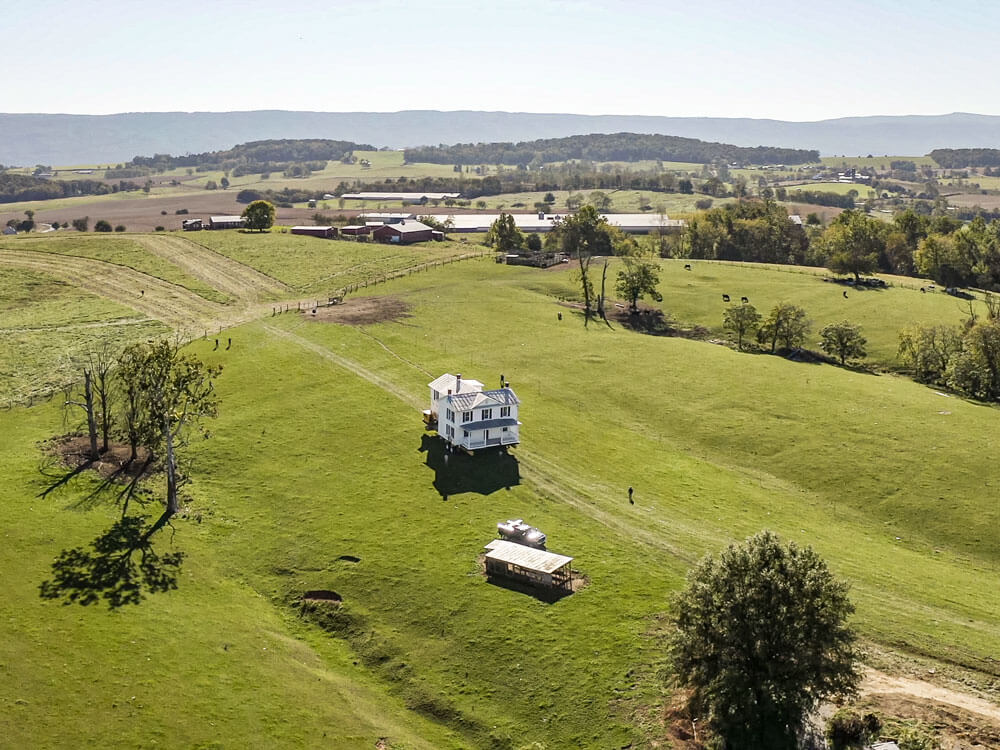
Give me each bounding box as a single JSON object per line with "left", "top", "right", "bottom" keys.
{"left": 945, "top": 192, "right": 1000, "bottom": 209}
{"left": 0, "top": 193, "right": 321, "bottom": 233}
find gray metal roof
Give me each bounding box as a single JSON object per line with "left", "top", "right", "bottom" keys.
{"left": 429, "top": 373, "right": 484, "bottom": 394}
{"left": 461, "top": 417, "right": 519, "bottom": 431}
{"left": 484, "top": 539, "right": 572, "bottom": 573}
{"left": 376, "top": 221, "right": 433, "bottom": 234}
{"left": 448, "top": 387, "right": 519, "bottom": 411}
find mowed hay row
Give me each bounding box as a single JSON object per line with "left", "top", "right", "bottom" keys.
{"left": 132, "top": 235, "right": 290, "bottom": 302}
{"left": 0, "top": 248, "right": 225, "bottom": 329}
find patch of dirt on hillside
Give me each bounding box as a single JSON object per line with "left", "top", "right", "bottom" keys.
{"left": 48, "top": 434, "right": 154, "bottom": 480}
{"left": 306, "top": 296, "right": 412, "bottom": 326}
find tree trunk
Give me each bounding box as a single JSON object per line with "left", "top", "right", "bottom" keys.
{"left": 84, "top": 371, "right": 99, "bottom": 460}
{"left": 599, "top": 260, "right": 609, "bottom": 320}
{"left": 164, "top": 422, "right": 179, "bottom": 519}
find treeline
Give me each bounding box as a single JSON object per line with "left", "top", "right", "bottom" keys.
{"left": 929, "top": 148, "right": 1000, "bottom": 168}
{"left": 404, "top": 132, "right": 819, "bottom": 167}
{"left": 684, "top": 201, "right": 810, "bottom": 265}
{"left": 0, "top": 173, "right": 142, "bottom": 204}
{"left": 129, "top": 138, "right": 373, "bottom": 172}
{"left": 782, "top": 189, "right": 856, "bottom": 209}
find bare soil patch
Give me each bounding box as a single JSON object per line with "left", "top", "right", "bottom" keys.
{"left": 306, "top": 296, "right": 412, "bottom": 326}
{"left": 48, "top": 434, "right": 153, "bottom": 480}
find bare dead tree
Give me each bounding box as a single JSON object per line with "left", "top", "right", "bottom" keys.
{"left": 65, "top": 369, "right": 99, "bottom": 461}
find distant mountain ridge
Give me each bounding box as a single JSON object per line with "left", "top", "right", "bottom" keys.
{"left": 4, "top": 110, "right": 1000, "bottom": 166}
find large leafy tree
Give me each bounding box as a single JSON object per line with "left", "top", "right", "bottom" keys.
{"left": 820, "top": 321, "right": 868, "bottom": 365}
{"left": 547, "top": 204, "right": 617, "bottom": 322}
{"left": 615, "top": 256, "right": 662, "bottom": 312}
{"left": 723, "top": 303, "right": 761, "bottom": 351}
{"left": 822, "top": 210, "right": 886, "bottom": 281}
{"left": 241, "top": 199, "right": 275, "bottom": 232}
{"left": 485, "top": 212, "right": 523, "bottom": 253}
{"left": 758, "top": 302, "right": 810, "bottom": 354}
{"left": 670, "top": 531, "right": 861, "bottom": 750}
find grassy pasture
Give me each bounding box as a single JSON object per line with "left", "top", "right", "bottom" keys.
{"left": 2, "top": 234, "right": 230, "bottom": 303}
{"left": 821, "top": 155, "right": 938, "bottom": 169}
{"left": 192, "top": 232, "right": 486, "bottom": 295}
{"left": 2, "top": 242, "right": 1000, "bottom": 746}
{"left": 0, "top": 266, "right": 169, "bottom": 402}
{"left": 784, "top": 181, "right": 880, "bottom": 196}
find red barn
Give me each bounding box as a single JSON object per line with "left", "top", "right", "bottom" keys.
{"left": 372, "top": 220, "right": 434, "bottom": 244}
{"left": 291, "top": 225, "right": 338, "bottom": 238}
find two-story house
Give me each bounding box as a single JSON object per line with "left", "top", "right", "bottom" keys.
{"left": 426, "top": 373, "right": 521, "bottom": 452}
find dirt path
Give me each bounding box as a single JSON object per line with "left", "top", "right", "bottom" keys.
{"left": 0, "top": 248, "right": 225, "bottom": 329}
{"left": 133, "top": 235, "right": 289, "bottom": 301}
{"left": 863, "top": 669, "right": 1000, "bottom": 724}
{"left": 0, "top": 317, "right": 155, "bottom": 333}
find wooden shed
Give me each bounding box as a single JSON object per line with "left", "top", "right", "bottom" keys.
{"left": 340, "top": 225, "right": 371, "bottom": 236}
{"left": 484, "top": 539, "right": 573, "bottom": 590}
{"left": 291, "top": 225, "right": 338, "bottom": 239}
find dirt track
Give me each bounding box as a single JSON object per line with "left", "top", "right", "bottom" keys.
{"left": 0, "top": 247, "right": 225, "bottom": 329}
{"left": 132, "top": 235, "right": 289, "bottom": 301}
{"left": 863, "top": 669, "right": 1000, "bottom": 724}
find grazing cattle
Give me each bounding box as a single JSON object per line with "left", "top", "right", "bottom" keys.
{"left": 920, "top": 287, "right": 926, "bottom": 293}
{"left": 226, "top": 337, "right": 232, "bottom": 350}
{"left": 843, "top": 290, "right": 849, "bottom": 298}
{"left": 212, "top": 339, "right": 218, "bottom": 351}
{"left": 722, "top": 294, "right": 731, "bottom": 302}
{"left": 741, "top": 296, "right": 749, "bottom": 304}
{"left": 684, "top": 264, "right": 692, "bottom": 271}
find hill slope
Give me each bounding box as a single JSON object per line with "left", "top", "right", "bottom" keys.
{"left": 5, "top": 110, "right": 1000, "bottom": 165}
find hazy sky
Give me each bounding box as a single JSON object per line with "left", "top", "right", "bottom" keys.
{"left": 7, "top": 0, "right": 998, "bottom": 120}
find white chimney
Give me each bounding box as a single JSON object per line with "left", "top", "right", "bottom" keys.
{"left": 456, "top": 373, "right": 462, "bottom": 392}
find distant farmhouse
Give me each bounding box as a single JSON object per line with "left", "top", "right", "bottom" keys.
{"left": 425, "top": 373, "right": 520, "bottom": 452}
{"left": 355, "top": 211, "right": 685, "bottom": 235}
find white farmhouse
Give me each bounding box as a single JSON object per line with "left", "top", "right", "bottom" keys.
{"left": 425, "top": 373, "right": 521, "bottom": 452}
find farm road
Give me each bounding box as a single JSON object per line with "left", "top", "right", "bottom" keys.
{"left": 132, "top": 235, "right": 289, "bottom": 302}
{"left": 864, "top": 669, "right": 1000, "bottom": 725}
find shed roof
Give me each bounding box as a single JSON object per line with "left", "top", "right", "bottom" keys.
{"left": 290, "top": 226, "right": 335, "bottom": 231}
{"left": 210, "top": 215, "right": 244, "bottom": 223}
{"left": 484, "top": 539, "right": 572, "bottom": 574}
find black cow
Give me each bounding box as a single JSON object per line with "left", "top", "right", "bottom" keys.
{"left": 722, "top": 294, "right": 731, "bottom": 302}
{"left": 741, "top": 296, "right": 749, "bottom": 304}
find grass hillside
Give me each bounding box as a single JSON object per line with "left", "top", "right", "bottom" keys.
{"left": 1, "top": 239, "right": 999, "bottom": 746}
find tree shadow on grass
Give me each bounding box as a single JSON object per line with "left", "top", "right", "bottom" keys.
{"left": 39, "top": 513, "right": 184, "bottom": 609}
{"left": 418, "top": 434, "right": 520, "bottom": 499}
{"left": 615, "top": 308, "right": 710, "bottom": 339}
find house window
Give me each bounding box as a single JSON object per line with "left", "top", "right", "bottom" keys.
{"left": 481, "top": 408, "right": 492, "bottom": 420}
{"left": 446, "top": 409, "right": 455, "bottom": 422}
{"left": 463, "top": 430, "right": 468, "bottom": 438}
{"left": 500, "top": 406, "right": 511, "bottom": 418}
{"left": 462, "top": 411, "right": 473, "bottom": 423}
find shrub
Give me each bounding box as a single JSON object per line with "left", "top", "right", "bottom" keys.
{"left": 155, "top": 226, "right": 165, "bottom": 232}
{"left": 114, "top": 224, "right": 126, "bottom": 232}
{"left": 175, "top": 208, "right": 189, "bottom": 215}
{"left": 94, "top": 220, "right": 112, "bottom": 232}
{"left": 828, "top": 708, "right": 880, "bottom": 749}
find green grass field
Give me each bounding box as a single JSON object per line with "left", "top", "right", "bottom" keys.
{"left": 192, "top": 232, "right": 486, "bottom": 295}
{"left": 2, "top": 240, "right": 1000, "bottom": 747}
{"left": 3, "top": 234, "right": 231, "bottom": 303}
{"left": 821, "top": 156, "right": 939, "bottom": 169}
